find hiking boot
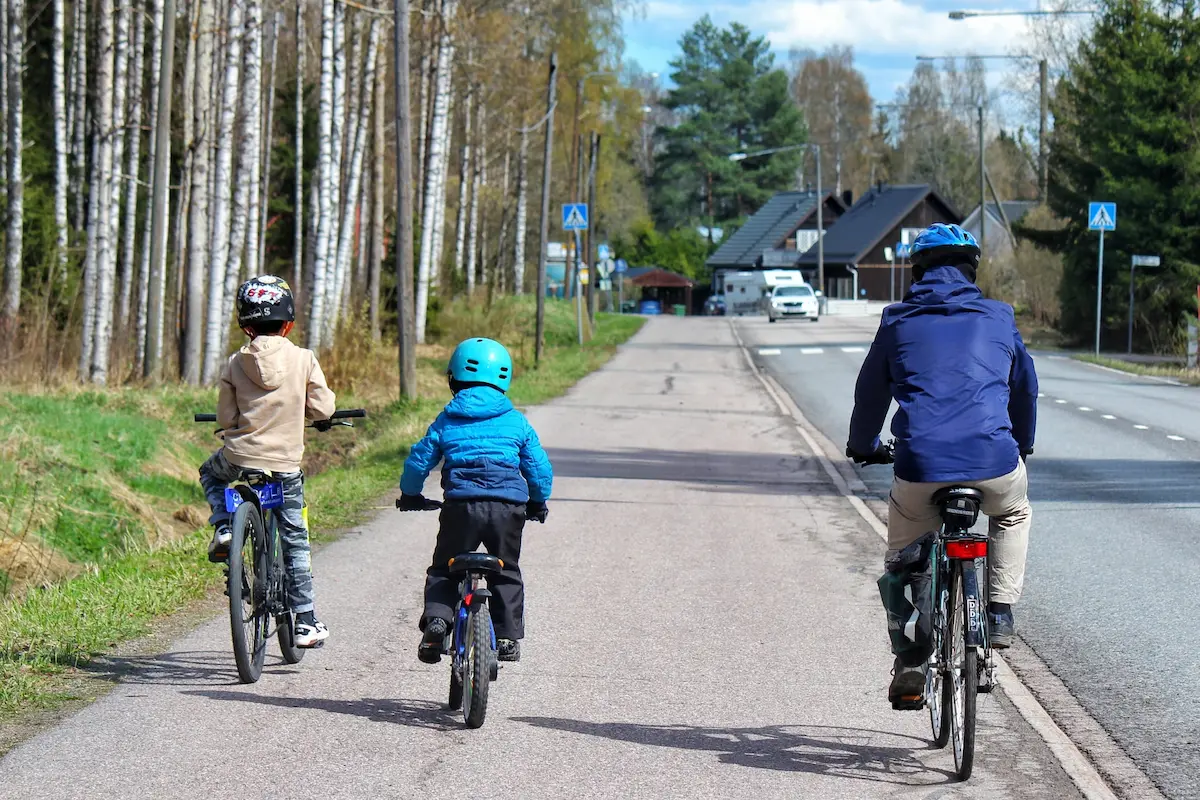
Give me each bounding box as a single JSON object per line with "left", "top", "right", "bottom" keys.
{"left": 419, "top": 618, "right": 449, "bottom": 664}
{"left": 497, "top": 638, "right": 521, "bottom": 662}
{"left": 889, "top": 657, "right": 927, "bottom": 710}
{"left": 207, "top": 524, "right": 233, "bottom": 563}
{"left": 989, "top": 607, "right": 1015, "bottom": 649}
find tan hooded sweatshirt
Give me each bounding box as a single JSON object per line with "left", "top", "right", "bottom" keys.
{"left": 217, "top": 335, "right": 336, "bottom": 473}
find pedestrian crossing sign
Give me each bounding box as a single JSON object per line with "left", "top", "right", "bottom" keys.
{"left": 1088, "top": 202, "right": 1116, "bottom": 231}
{"left": 562, "top": 203, "right": 589, "bottom": 231}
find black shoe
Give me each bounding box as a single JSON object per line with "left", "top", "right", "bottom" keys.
{"left": 497, "top": 638, "right": 520, "bottom": 662}
{"left": 207, "top": 524, "right": 232, "bottom": 563}
{"left": 989, "top": 609, "right": 1015, "bottom": 649}
{"left": 889, "top": 657, "right": 927, "bottom": 710}
{"left": 418, "top": 618, "right": 449, "bottom": 664}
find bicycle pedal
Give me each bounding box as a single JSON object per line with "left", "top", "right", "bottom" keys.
{"left": 890, "top": 696, "right": 925, "bottom": 711}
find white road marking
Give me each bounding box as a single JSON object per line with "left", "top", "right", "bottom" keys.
{"left": 841, "top": 346, "right": 866, "bottom": 353}
{"left": 1054, "top": 399, "right": 1067, "bottom": 404}
{"left": 1102, "top": 415, "right": 1116, "bottom": 420}
{"left": 1168, "top": 435, "right": 1185, "bottom": 441}
{"left": 1038, "top": 392, "right": 1046, "bottom": 398}
{"left": 757, "top": 349, "right": 781, "bottom": 356}
{"left": 1134, "top": 425, "right": 1149, "bottom": 430}
{"left": 1078, "top": 407, "right": 1092, "bottom": 412}
{"left": 799, "top": 347, "right": 824, "bottom": 355}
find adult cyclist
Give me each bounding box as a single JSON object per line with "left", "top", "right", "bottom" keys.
{"left": 845, "top": 223, "right": 1038, "bottom": 707}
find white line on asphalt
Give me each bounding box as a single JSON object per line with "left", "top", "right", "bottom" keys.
{"left": 1102, "top": 415, "right": 1116, "bottom": 420}
{"left": 1134, "top": 425, "right": 1149, "bottom": 430}
{"left": 1168, "top": 435, "right": 1185, "bottom": 441}
{"left": 1037, "top": 392, "right": 1046, "bottom": 398}
{"left": 1055, "top": 399, "right": 1067, "bottom": 404}
{"left": 757, "top": 349, "right": 781, "bottom": 356}
{"left": 799, "top": 347, "right": 824, "bottom": 355}
{"left": 1078, "top": 407, "right": 1092, "bottom": 412}
{"left": 840, "top": 346, "right": 866, "bottom": 353}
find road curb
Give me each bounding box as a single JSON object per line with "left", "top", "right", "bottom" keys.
{"left": 728, "top": 318, "right": 1149, "bottom": 800}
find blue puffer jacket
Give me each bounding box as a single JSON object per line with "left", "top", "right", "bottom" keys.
{"left": 848, "top": 266, "right": 1038, "bottom": 483}
{"left": 400, "top": 387, "right": 553, "bottom": 504}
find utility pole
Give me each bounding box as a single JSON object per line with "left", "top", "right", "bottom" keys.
{"left": 393, "top": 0, "right": 416, "bottom": 398}
{"left": 534, "top": 52, "right": 558, "bottom": 365}
{"left": 587, "top": 132, "right": 600, "bottom": 324}
{"left": 1039, "top": 58, "right": 1048, "bottom": 202}
{"left": 144, "top": 0, "right": 176, "bottom": 381}
{"left": 978, "top": 105, "right": 986, "bottom": 263}
{"left": 815, "top": 143, "right": 823, "bottom": 302}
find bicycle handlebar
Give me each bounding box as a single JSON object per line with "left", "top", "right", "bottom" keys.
{"left": 193, "top": 408, "right": 367, "bottom": 424}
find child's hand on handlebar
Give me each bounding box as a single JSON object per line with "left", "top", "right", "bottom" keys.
{"left": 525, "top": 500, "right": 549, "bottom": 523}
{"left": 396, "top": 493, "right": 443, "bottom": 511}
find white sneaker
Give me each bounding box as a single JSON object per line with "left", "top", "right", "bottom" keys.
{"left": 295, "top": 619, "right": 329, "bottom": 648}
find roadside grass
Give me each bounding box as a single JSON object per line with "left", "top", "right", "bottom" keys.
{"left": 1074, "top": 354, "right": 1200, "bottom": 385}
{"left": 0, "top": 300, "right": 644, "bottom": 717}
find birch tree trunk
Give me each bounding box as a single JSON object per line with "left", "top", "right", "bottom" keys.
{"left": 52, "top": 0, "right": 68, "bottom": 276}
{"left": 452, "top": 80, "right": 472, "bottom": 288}
{"left": 368, "top": 33, "right": 384, "bottom": 341}
{"left": 67, "top": 0, "right": 85, "bottom": 231}
{"left": 2, "top": 0, "right": 24, "bottom": 335}
{"left": 119, "top": 2, "right": 147, "bottom": 326}
{"left": 183, "top": 0, "right": 215, "bottom": 384}
{"left": 202, "top": 0, "right": 245, "bottom": 382}
{"left": 257, "top": 11, "right": 280, "bottom": 275}
{"left": 323, "top": 0, "right": 345, "bottom": 332}
{"left": 512, "top": 123, "right": 528, "bottom": 295}
{"left": 109, "top": 0, "right": 131, "bottom": 287}
{"left": 292, "top": 0, "right": 305, "bottom": 294}
{"left": 306, "top": 0, "right": 335, "bottom": 347}
{"left": 136, "top": 0, "right": 165, "bottom": 374}
{"left": 414, "top": 0, "right": 456, "bottom": 341}
{"left": 241, "top": 4, "right": 268, "bottom": 283}
{"left": 1, "top": 0, "right": 8, "bottom": 196}
{"left": 415, "top": 41, "right": 430, "bottom": 225}
{"left": 465, "top": 93, "right": 482, "bottom": 295}
{"left": 88, "top": 0, "right": 119, "bottom": 383}
{"left": 220, "top": 0, "right": 262, "bottom": 358}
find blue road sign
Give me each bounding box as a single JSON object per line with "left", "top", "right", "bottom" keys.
{"left": 613, "top": 258, "right": 628, "bottom": 274}
{"left": 562, "top": 203, "right": 589, "bottom": 231}
{"left": 1088, "top": 202, "right": 1116, "bottom": 231}
{"left": 896, "top": 243, "right": 911, "bottom": 259}
{"left": 598, "top": 243, "right": 611, "bottom": 260}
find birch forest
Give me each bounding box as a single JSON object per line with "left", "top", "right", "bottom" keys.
{"left": 0, "top": 0, "right": 648, "bottom": 385}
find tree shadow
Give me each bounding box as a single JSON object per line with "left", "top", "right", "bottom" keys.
{"left": 183, "top": 690, "right": 461, "bottom": 731}
{"left": 510, "top": 717, "right": 950, "bottom": 784}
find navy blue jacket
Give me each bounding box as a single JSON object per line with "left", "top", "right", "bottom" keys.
{"left": 401, "top": 387, "right": 554, "bottom": 504}
{"left": 848, "top": 267, "right": 1038, "bottom": 483}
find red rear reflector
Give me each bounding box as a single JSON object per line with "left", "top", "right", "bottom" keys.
{"left": 946, "top": 540, "right": 987, "bottom": 559}
{"left": 464, "top": 593, "right": 473, "bottom": 606}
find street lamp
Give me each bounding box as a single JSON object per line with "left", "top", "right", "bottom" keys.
{"left": 729, "top": 144, "right": 825, "bottom": 300}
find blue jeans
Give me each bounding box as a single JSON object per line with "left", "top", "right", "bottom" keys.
{"left": 199, "top": 449, "right": 316, "bottom": 614}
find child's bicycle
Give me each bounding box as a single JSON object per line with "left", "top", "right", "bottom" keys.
{"left": 398, "top": 497, "right": 501, "bottom": 729}
{"left": 194, "top": 408, "right": 365, "bottom": 683}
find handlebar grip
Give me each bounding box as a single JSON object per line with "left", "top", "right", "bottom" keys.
{"left": 331, "top": 409, "right": 367, "bottom": 419}
{"left": 194, "top": 413, "right": 217, "bottom": 423}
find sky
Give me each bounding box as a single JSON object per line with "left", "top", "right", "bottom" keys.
{"left": 621, "top": 0, "right": 1050, "bottom": 104}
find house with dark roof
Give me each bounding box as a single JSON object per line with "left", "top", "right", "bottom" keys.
{"left": 961, "top": 201, "right": 1039, "bottom": 259}
{"left": 795, "top": 183, "right": 961, "bottom": 300}
{"left": 705, "top": 190, "right": 848, "bottom": 278}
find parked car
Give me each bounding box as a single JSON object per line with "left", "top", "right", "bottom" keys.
{"left": 703, "top": 294, "right": 726, "bottom": 316}
{"left": 638, "top": 299, "right": 662, "bottom": 315}
{"left": 767, "top": 284, "right": 820, "bottom": 323}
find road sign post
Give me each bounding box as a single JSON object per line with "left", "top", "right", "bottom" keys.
{"left": 1088, "top": 202, "right": 1117, "bottom": 355}
{"left": 1127, "top": 254, "right": 1161, "bottom": 354}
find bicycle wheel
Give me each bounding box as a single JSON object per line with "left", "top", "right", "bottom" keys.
{"left": 228, "top": 502, "right": 269, "bottom": 684}
{"left": 462, "top": 603, "right": 492, "bottom": 728}
{"left": 272, "top": 518, "right": 305, "bottom": 665}
{"left": 948, "top": 560, "right": 978, "bottom": 780}
{"left": 929, "top": 560, "right": 952, "bottom": 748}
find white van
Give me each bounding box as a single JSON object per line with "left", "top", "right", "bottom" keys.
{"left": 721, "top": 270, "right": 811, "bottom": 316}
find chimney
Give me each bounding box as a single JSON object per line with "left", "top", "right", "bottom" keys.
{"left": 842, "top": 190, "right": 853, "bottom": 207}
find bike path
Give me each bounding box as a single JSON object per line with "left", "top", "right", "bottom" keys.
{"left": 0, "top": 318, "right": 1083, "bottom": 799}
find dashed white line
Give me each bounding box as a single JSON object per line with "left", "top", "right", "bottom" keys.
{"left": 1134, "top": 425, "right": 1149, "bottom": 430}
{"left": 757, "top": 349, "right": 781, "bottom": 356}
{"left": 1168, "top": 435, "right": 1186, "bottom": 441}
{"left": 1102, "top": 415, "right": 1116, "bottom": 420}
{"left": 1078, "top": 407, "right": 1092, "bottom": 412}
{"left": 1037, "top": 392, "right": 1046, "bottom": 398}
{"left": 799, "top": 347, "right": 824, "bottom": 355}
{"left": 1054, "top": 399, "right": 1067, "bottom": 404}
{"left": 841, "top": 347, "right": 866, "bottom": 353}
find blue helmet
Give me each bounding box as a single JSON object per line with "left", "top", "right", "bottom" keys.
{"left": 909, "top": 223, "right": 981, "bottom": 269}
{"left": 447, "top": 338, "right": 513, "bottom": 392}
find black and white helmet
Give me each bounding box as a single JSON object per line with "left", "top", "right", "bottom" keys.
{"left": 236, "top": 275, "right": 295, "bottom": 327}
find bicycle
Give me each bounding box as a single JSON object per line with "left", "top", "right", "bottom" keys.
{"left": 396, "top": 498, "right": 501, "bottom": 729}
{"left": 194, "top": 408, "right": 366, "bottom": 684}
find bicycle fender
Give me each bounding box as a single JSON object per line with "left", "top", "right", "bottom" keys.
{"left": 961, "top": 559, "right": 986, "bottom": 648}
{"left": 468, "top": 588, "right": 492, "bottom": 607}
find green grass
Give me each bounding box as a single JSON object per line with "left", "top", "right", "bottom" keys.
{"left": 0, "top": 303, "right": 644, "bottom": 717}
{"left": 1074, "top": 354, "right": 1200, "bottom": 385}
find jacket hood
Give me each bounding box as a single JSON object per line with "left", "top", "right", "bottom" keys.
{"left": 444, "top": 386, "right": 514, "bottom": 420}
{"left": 904, "top": 265, "right": 982, "bottom": 307}
{"left": 237, "top": 335, "right": 293, "bottom": 390}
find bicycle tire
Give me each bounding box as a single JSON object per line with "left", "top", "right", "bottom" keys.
{"left": 462, "top": 603, "right": 491, "bottom": 728}
{"left": 949, "top": 560, "right": 977, "bottom": 780}
{"left": 228, "top": 502, "right": 269, "bottom": 684}
{"left": 929, "top": 557, "right": 952, "bottom": 748}
{"left": 273, "top": 526, "right": 305, "bottom": 665}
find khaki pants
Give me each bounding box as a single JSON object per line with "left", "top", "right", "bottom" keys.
{"left": 888, "top": 461, "right": 1031, "bottom": 605}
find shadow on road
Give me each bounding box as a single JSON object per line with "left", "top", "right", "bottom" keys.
{"left": 184, "top": 690, "right": 462, "bottom": 731}
{"left": 81, "top": 650, "right": 276, "bottom": 687}
{"left": 511, "top": 717, "right": 949, "bottom": 784}
{"left": 545, "top": 448, "right": 835, "bottom": 496}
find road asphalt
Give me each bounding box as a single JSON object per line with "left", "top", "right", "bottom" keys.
{"left": 0, "top": 317, "right": 1091, "bottom": 799}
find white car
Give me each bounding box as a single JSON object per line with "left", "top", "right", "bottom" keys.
{"left": 767, "top": 284, "right": 820, "bottom": 323}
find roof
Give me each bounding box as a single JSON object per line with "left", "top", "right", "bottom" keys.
{"left": 706, "top": 191, "right": 833, "bottom": 269}
{"left": 962, "top": 201, "right": 1039, "bottom": 228}
{"left": 796, "top": 184, "right": 960, "bottom": 266}
{"left": 626, "top": 267, "right": 694, "bottom": 288}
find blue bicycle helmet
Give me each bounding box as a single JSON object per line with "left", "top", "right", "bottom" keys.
{"left": 447, "top": 338, "right": 513, "bottom": 392}
{"left": 908, "top": 223, "right": 981, "bottom": 270}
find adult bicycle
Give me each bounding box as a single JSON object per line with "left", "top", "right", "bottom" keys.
{"left": 194, "top": 408, "right": 365, "bottom": 683}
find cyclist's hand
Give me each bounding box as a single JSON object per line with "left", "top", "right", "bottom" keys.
{"left": 846, "top": 441, "right": 894, "bottom": 465}
{"left": 525, "top": 500, "right": 549, "bottom": 523}
{"left": 1021, "top": 449, "right": 1033, "bottom": 463}
{"left": 397, "top": 493, "right": 442, "bottom": 511}
{"left": 312, "top": 418, "right": 334, "bottom": 432}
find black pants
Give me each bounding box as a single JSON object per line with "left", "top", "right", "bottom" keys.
{"left": 423, "top": 500, "right": 527, "bottom": 640}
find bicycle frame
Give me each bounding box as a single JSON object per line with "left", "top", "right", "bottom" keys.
{"left": 226, "top": 481, "right": 290, "bottom": 621}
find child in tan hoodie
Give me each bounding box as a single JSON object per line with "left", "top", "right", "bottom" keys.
{"left": 199, "top": 275, "right": 336, "bottom": 647}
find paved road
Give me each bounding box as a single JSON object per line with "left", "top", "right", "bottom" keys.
{"left": 0, "top": 318, "right": 1085, "bottom": 799}
{"left": 740, "top": 312, "right": 1200, "bottom": 800}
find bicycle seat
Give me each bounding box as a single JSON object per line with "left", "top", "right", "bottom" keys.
{"left": 448, "top": 553, "right": 505, "bottom": 574}
{"left": 932, "top": 486, "right": 984, "bottom": 529}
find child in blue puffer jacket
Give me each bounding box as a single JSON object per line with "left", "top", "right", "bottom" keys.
{"left": 398, "top": 337, "right": 553, "bottom": 664}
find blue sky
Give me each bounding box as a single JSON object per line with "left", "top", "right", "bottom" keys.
{"left": 621, "top": 0, "right": 1047, "bottom": 103}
